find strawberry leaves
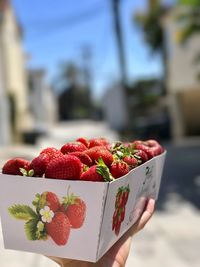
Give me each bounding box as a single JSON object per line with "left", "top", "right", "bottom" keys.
{"left": 25, "top": 218, "right": 47, "bottom": 241}
{"left": 8, "top": 205, "right": 38, "bottom": 220}
{"left": 8, "top": 204, "right": 46, "bottom": 241}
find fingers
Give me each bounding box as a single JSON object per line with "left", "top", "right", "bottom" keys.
{"left": 129, "top": 198, "right": 155, "bottom": 236}
{"left": 137, "top": 198, "right": 155, "bottom": 230}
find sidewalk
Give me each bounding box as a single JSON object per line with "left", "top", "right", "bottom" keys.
{"left": 126, "top": 200, "right": 200, "bottom": 267}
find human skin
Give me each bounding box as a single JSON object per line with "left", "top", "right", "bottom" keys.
{"left": 47, "top": 198, "right": 155, "bottom": 267}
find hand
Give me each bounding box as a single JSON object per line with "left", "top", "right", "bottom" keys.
{"left": 47, "top": 198, "right": 155, "bottom": 267}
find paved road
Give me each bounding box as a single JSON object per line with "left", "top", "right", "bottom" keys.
{"left": 0, "top": 139, "right": 200, "bottom": 267}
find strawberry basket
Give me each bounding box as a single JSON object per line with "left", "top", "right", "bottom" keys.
{"left": 0, "top": 138, "right": 166, "bottom": 262}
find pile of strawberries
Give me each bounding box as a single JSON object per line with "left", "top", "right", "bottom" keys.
{"left": 2, "top": 137, "right": 164, "bottom": 182}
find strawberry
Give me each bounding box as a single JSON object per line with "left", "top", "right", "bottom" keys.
{"left": 76, "top": 137, "right": 89, "bottom": 148}
{"left": 60, "top": 142, "right": 87, "bottom": 154}
{"left": 46, "top": 212, "right": 71, "bottom": 246}
{"left": 40, "top": 147, "right": 63, "bottom": 160}
{"left": 2, "top": 158, "right": 30, "bottom": 176}
{"left": 110, "top": 161, "right": 129, "bottom": 179}
{"left": 61, "top": 192, "right": 86, "bottom": 229}
{"left": 132, "top": 141, "right": 155, "bottom": 159}
{"left": 134, "top": 149, "right": 149, "bottom": 163}
{"left": 123, "top": 155, "right": 138, "bottom": 169}
{"left": 85, "top": 147, "right": 113, "bottom": 166}
{"left": 45, "top": 155, "right": 82, "bottom": 180}
{"left": 40, "top": 191, "right": 61, "bottom": 212}
{"left": 30, "top": 153, "right": 50, "bottom": 177}
{"left": 88, "top": 137, "right": 109, "bottom": 148}
{"left": 114, "top": 218, "right": 121, "bottom": 236}
{"left": 69, "top": 151, "right": 92, "bottom": 166}
{"left": 146, "top": 139, "right": 164, "bottom": 155}
{"left": 80, "top": 163, "right": 113, "bottom": 182}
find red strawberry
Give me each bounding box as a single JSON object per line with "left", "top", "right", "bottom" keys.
{"left": 2, "top": 158, "right": 30, "bottom": 176}
{"left": 132, "top": 141, "right": 154, "bottom": 159}
{"left": 123, "top": 155, "right": 138, "bottom": 169}
{"left": 61, "top": 193, "right": 86, "bottom": 229}
{"left": 30, "top": 153, "right": 50, "bottom": 177}
{"left": 40, "top": 147, "right": 63, "bottom": 160}
{"left": 134, "top": 149, "right": 149, "bottom": 163}
{"left": 85, "top": 147, "right": 113, "bottom": 166}
{"left": 76, "top": 137, "right": 89, "bottom": 148}
{"left": 121, "top": 207, "right": 126, "bottom": 222}
{"left": 40, "top": 191, "right": 61, "bottom": 212}
{"left": 122, "top": 189, "right": 130, "bottom": 206}
{"left": 69, "top": 151, "right": 92, "bottom": 166}
{"left": 114, "top": 218, "right": 121, "bottom": 236}
{"left": 80, "top": 164, "right": 112, "bottom": 182}
{"left": 61, "top": 142, "right": 87, "bottom": 154}
{"left": 88, "top": 137, "right": 109, "bottom": 148}
{"left": 146, "top": 139, "right": 164, "bottom": 156}
{"left": 45, "top": 155, "right": 82, "bottom": 180}
{"left": 110, "top": 161, "right": 129, "bottom": 179}
{"left": 46, "top": 212, "right": 71, "bottom": 246}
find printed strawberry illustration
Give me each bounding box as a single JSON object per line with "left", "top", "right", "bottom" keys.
{"left": 46, "top": 212, "right": 71, "bottom": 246}
{"left": 60, "top": 188, "right": 86, "bottom": 229}
{"left": 45, "top": 155, "right": 82, "bottom": 180}
{"left": 112, "top": 185, "right": 130, "bottom": 236}
{"left": 8, "top": 187, "right": 86, "bottom": 246}
{"left": 32, "top": 191, "right": 61, "bottom": 213}
{"left": 2, "top": 158, "right": 31, "bottom": 176}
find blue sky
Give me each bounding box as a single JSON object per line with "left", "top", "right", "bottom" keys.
{"left": 12, "top": 0, "right": 163, "bottom": 98}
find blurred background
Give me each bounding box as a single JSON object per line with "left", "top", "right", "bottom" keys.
{"left": 0, "top": 0, "right": 199, "bottom": 266}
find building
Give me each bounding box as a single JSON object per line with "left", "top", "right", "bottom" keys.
{"left": 102, "top": 85, "right": 128, "bottom": 132}
{"left": 0, "top": 0, "right": 32, "bottom": 142}
{"left": 28, "top": 69, "right": 58, "bottom": 131}
{"left": 163, "top": 7, "right": 200, "bottom": 138}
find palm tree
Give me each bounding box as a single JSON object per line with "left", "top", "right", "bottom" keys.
{"left": 134, "top": 0, "right": 168, "bottom": 95}
{"left": 177, "top": 0, "right": 200, "bottom": 64}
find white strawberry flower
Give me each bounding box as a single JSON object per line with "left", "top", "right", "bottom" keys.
{"left": 40, "top": 206, "right": 54, "bottom": 223}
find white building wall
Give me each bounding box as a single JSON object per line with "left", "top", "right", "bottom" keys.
{"left": 1, "top": 5, "right": 33, "bottom": 135}
{"left": 103, "top": 86, "right": 128, "bottom": 131}
{"left": 164, "top": 9, "right": 200, "bottom": 92}
{"left": 163, "top": 8, "right": 200, "bottom": 139}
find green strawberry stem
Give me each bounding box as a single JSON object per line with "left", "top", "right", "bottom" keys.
{"left": 96, "top": 158, "right": 114, "bottom": 182}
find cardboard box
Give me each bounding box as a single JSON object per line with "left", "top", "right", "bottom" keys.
{"left": 0, "top": 151, "right": 166, "bottom": 262}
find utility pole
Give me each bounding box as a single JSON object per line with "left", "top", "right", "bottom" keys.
{"left": 111, "top": 0, "right": 130, "bottom": 131}
{"left": 111, "top": 0, "right": 128, "bottom": 88}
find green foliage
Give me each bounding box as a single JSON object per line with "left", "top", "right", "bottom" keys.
{"left": 8, "top": 205, "right": 38, "bottom": 221}
{"left": 25, "top": 218, "right": 47, "bottom": 241}
{"left": 177, "top": 0, "right": 200, "bottom": 43}
{"left": 24, "top": 218, "right": 39, "bottom": 240}
{"left": 178, "top": 0, "right": 200, "bottom": 6}
{"left": 134, "top": 3, "right": 164, "bottom": 53}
